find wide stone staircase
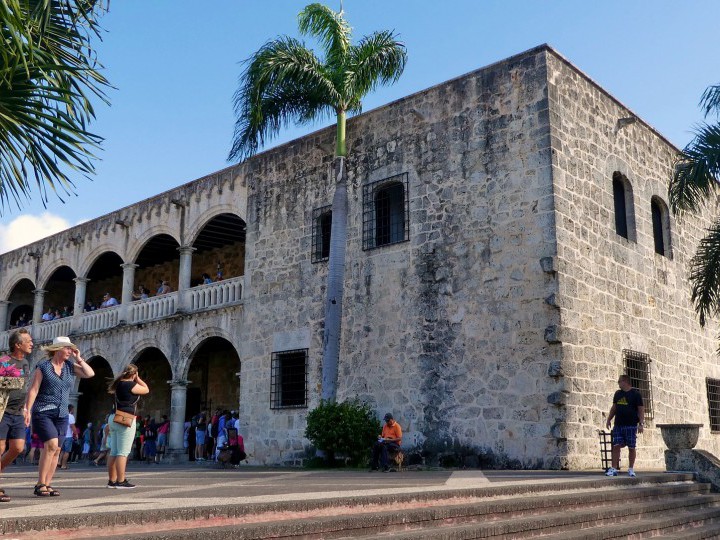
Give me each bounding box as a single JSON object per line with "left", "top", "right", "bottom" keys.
{"left": 5, "top": 473, "right": 720, "bottom": 539}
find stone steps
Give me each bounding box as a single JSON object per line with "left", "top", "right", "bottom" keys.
{"left": 6, "top": 473, "right": 718, "bottom": 539}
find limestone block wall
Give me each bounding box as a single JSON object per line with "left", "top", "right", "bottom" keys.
{"left": 239, "top": 47, "right": 563, "bottom": 467}
{"left": 546, "top": 51, "right": 720, "bottom": 469}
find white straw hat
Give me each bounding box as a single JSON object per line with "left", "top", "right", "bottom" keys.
{"left": 41, "top": 336, "right": 78, "bottom": 352}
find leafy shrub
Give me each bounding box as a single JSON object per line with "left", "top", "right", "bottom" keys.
{"left": 305, "top": 399, "right": 381, "bottom": 466}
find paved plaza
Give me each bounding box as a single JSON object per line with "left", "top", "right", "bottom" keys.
{"left": 0, "top": 461, "right": 625, "bottom": 538}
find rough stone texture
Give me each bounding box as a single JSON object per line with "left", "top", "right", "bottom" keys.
{"left": 0, "top": 45, "right": 716, "bottom": 469}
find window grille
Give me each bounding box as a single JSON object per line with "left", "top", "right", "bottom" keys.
{"left": 270, "top": 349, "right": 308, "bottom": 409}
{"left": 362, "top": 173, "right": 409, "bottom": 250}
{"left": 707, "top": 378, "right": 720, "bottom": 433}
{"left": 311, "top": 206, "right": 332, "bottom": 263}
{"left": 623, "top": 349, "right": 653, "bottom": 419}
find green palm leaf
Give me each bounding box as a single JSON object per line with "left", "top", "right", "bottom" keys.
{"left": 0, "top": 0, "right": 111, "bottom": 213}
{"left": 670, "top": 123, "right": 720, "bottom": 215}
{"left": 690, "top": 221, "right": 720, "bottom": 327}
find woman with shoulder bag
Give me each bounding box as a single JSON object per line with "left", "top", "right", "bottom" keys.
{"left": 107, "top": 365, "right": 148, "bottom": 489}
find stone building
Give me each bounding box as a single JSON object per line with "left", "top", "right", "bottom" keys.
{"left": 0, "top": 44, "right": 716, "bottom": 469}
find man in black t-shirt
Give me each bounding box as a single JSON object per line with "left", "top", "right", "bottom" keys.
{"left": 605, "top": 374, "right": 644, "bottom": 477}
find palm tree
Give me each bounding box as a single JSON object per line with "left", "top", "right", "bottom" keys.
{"left": 228, "top": 3, "right": 406, "bottom": 401}
{"left": 669, "top": 84, "right": 720, "bottom": 326}
{"left": 0, "top": 0, "right": 110, "bottom": 213}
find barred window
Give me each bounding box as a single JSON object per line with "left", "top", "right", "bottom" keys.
{"left": 612, "top": 172, "right": 636, "bottom": 242}
{"left": 651, "top": 196, "right": 672, "bottom": 258}
{"left": 707, "top": 378, "right": 720, "bottom": 433}
{"left": 311, "top": 206, "right": 332, "bottom": 263}
{"left": 623, "top": 349, "right": 653, "bottom": 419}
{"left": 363, "top": 173, "right": 409, "bottom": 250}
{"left": 270, "top": 349, "right": 308, "bottom": 409}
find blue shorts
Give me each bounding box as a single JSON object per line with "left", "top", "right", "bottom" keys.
{"left": 32, "top": 409, "right": 69, "bottom": 445}
{"left": 196, "top": 430, "right": 206, "bottom": 445}
{"left": 61, "top": 437, "right": 74, "bottom": 453}
{"left": 144, "top": 440, "right": 157, "bottom": 457}
{"left": 612, "top": 425, "right": 638, "bottom": 449}
{"left": 157, "top": 433, "right": 167, "bottom": 447}
{"left": 0, "top": 412, "right": 26, "bottom": 441}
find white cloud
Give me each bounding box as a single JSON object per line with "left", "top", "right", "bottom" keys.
{"left": 0, "top": 213, "right": 73, "bottom": 254}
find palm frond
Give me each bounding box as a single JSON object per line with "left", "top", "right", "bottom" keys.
{"left": 669, "top": 123, "right": 720, "bottom": 215}
{"left": 297, "top": 3, "right": 350, "bottom": 71}
{"left": 0, "top": 0, "right": 111, "bottom": 213}
{"left": 345, "top": 30, "right": 406, "bottom": 107}
{"left": 228, "top": 37, "right": 338, "bottom": 161}
{"left": 690, "top": 220, "right": 720, "bottom": 326}
{"left": 701, "top": 84, "right": 720, "bottom": 118}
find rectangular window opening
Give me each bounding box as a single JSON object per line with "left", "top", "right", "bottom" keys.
{"left": 311, "top": 205, "right": 332, "bottom": 263}
{"left": 270, "top": 349, "right": 308, "bottom": 409}
{"left": 707, "top": 378, "right": 720, "bottom": 433}
{"left": 362, "top": 172, "right": 410, "bottom": 250}
{"left": 623, "top": 349, "right": 653, "bottom": 420}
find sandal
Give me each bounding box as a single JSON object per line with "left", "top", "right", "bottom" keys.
{"left": 46, "top": 486, "right": 60, "bottom": 496}
{"left": 34, "top": 484, "right": 50, "bottom": 497}
{"left": 0, "top": 488, "right": 9, "bottom": 502}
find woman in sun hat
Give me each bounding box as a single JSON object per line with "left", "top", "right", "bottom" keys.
{"left": 24, "top": 336, "right": 94, "bottom": 497}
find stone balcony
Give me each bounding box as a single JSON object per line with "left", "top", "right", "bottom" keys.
{"left": 0, "top": 275, "right": 244, "bottom": 350}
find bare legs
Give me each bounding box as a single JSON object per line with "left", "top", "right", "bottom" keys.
{"left": 611, "top": 445, "right": 636, "bottom": 469}
{"left": 0, "top": 439, "right": 26, "bottom": 469}
{"left": 107, "top": 456, "right": 128, "bottom": 483}
{"left": 37, "top": 438, "right": 61, "bottom": 487}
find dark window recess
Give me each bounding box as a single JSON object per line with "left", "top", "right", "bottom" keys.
{"left": 270, "top": 349, "right": 308, "bottom": 409}
{"left": 651, "top": 200, "right": 665, "bottom": 255}
{"left": 613, "top": 176, "right": 628, "bottom": 239}
{"left": 623, "top": 350, "right": 653, "bottom": 420}
{"left": 707, "top": 378, "right": 720, "bottom": 433}
{"left": 363, "top": 173, "right": 409, "bottom": 250}
{"left": 311, "top": 206, "right": 332, "bottom": 263}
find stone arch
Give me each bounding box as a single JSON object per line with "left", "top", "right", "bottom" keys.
{"left": 178, "top": 326, "right": 237, "bottom": 379}
{"left": 127, "top": 338, "right": 173, "bottom": 372}
{"left": 37, "top": 260, "right": 78, "bottom": 290}
{"left": 76, "top": 354, "right": 115, "bottom": 430}
{"left": 128, "top": 226, "right": 181, "bottom": 264}
{"left": 132, "top": 344, "right": 173, "bottom": 422}
{"left": 186, "top": 205, "right": 246, "bottom": 245}
{"left": 181, "top": 329, "right": 241, "bottom": 420}
{"left": 1, "top": 273, "right": 36, "bottom": 300}
{"left": 81, "top": 345, "right": 116, "bottom": 375}
{"left": 77, "top": 244, "right": 126, "bottom": 278}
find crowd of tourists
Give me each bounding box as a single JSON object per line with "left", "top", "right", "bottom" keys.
{"left": 0, "top": 329, "right": 246, "bottom": 502}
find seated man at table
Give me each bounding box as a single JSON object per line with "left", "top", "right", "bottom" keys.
{"left": 370, "top": 413, "right": 402, "bottom": 472}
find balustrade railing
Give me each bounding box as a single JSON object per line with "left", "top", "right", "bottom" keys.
{"left": 35, "top": 317, "right": 73, "bottom": 342}
{"left": 80, "top": 305, "right": 120, "bottom": 333}
{"left": 128, "top": 292, "right": 177, "bottom": 324}
{"left": 188, "top": 276, "right": 243, "bottom": 311}
{"left": 0, "top": 276, "right": 244, "bottom": 347}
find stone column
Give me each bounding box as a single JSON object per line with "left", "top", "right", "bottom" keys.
{"left": 32, "top": 289, "right": 47, "bottom": 324}
{"left": 119, "top": 263, "right": 138, "bottom": 323}
{"left": 0, "top": 301, "right": 10, "bottom": 332}
{"left": 167, "top": 379, "right": 190, "bottom": 462}
{"left": 71, "top": 278, "right": 90, "bottom": 333}
{"left": 177, "top": 246, "right": 196, "bottom": 312}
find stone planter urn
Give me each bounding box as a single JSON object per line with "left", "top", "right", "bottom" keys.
{"left": 657, "top": 423, "right": 703, "bottom": 450}
{"left": 0, "top": 377, "right": 24, "bottom": 423}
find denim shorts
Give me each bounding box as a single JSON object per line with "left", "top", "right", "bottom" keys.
{"left": 611, "top": 425, "right": 638, "bottom": 449}
{"left": 0, "top": 412, "right": 26, "bottom": 440}
{"left": 158, "top": 432, "right": 167, "bottom": 447}
{"left": 32, "top": 409, "right": 69, "bottom": 445}
{"left": 61, "top": 437, "right": 74, "bottom": 453}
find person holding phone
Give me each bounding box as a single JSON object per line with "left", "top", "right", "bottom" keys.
{"left": 107, "top": 364, "right": 149, "bottom": 489}
{"left": 24, "top": 336, "right": 95, "bottom": 497}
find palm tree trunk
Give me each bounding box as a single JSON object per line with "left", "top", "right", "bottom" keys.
{"left": 321, "top": 155, "right": 347, "bottom": 402}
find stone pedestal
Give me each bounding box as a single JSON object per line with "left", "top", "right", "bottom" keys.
{"left": 657, "top": 423, "right": 702, "bottom": 450}
{"left": 0, "top": 377, "right": 25, "bottom": 423}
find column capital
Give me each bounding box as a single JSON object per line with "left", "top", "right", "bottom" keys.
{"left": 0, "top": 300, "right": 11, "bottom": 306}
{"left": 177, "top": 246, "right": 196, "bottom": 255}
{"left": 167, "top": 379, "right": 191, "bottom": 388}
{"left": 32, "top": 289, "right": 47, "bottom": 296}
{"left": 73, "top": 277, "right": 90, "bottom": 284}
{"left": 121, "top": 263, "right": 139, "bottom": 270}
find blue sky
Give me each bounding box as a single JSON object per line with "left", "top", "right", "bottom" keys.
{"left": 2, "top": 0, "right": 719, "bottom": 252}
